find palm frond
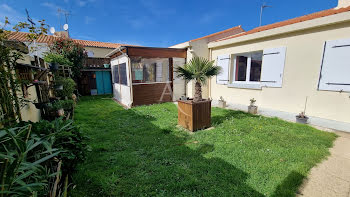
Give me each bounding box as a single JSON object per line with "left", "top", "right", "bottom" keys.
{"left": 175, "top": 56, "right": 221, "bottom": 85}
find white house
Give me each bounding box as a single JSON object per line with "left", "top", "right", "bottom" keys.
{"left": 172, "top": 0, "right": 350, "bottom": 132}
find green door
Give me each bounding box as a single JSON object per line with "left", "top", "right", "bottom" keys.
{"left": 96, "top": 71, "right": 112, "bottom": 95}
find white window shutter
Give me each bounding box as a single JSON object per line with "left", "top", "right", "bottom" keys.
{"left": 319, "top": 38, "right": 350, "bottom": 92}
{"left": 261, "top": 47, "right": 287, "bottom": 87}
{"left": 216, "top": 54, "right": 230, "bottom": 85}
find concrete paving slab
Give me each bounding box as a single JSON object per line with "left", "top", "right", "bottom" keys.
{"left": 297, "top": 131, "right": 350, "bottom": 197}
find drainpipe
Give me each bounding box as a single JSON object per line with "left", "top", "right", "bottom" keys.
{"left": 208, "top": 47, "right": 212, "bottom": 99}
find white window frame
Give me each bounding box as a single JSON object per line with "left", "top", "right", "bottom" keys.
{"left": 229, "top": 52, "right": 263, "bottom": 90}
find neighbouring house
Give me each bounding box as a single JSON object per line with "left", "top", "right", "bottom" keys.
{"left": 170, "top": 25, "right": 245, "bottom": 98}
{"left": 106, "top": 46, "right": 187, "bottom": 107}
{"left": 7, "top": 31, "right": 134, "bottom": 122}
{"left": 173, "top": 0, "right": 350, "bottom": 132}
{"left": 8, "top": 31, "right": 134, "bottom": 96}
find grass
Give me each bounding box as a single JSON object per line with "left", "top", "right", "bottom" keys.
{"left": 71, "top": 95, "right": 336, "bottom": 196}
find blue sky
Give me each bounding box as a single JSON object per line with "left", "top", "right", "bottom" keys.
{"left": 0, "top": 0, "right": 337, "bottom": 47}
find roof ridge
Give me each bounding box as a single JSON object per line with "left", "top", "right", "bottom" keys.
{"left": 190, "top": 25, "right": 244, "bottom": 42}
{"left": 7, "top": 31, "right": 132, "bottom": 48}
{"left": 72, "top": 38, "right": 126, "bottom": 45}
{"left": 215, "top": 5, "right": 350, "bottom": 42}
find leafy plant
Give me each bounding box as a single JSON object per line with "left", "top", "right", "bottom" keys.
{"left": 46, "top": 100, "right": 74, "bottom": 115}
{"left": 31, "top": 118, "right": 89, "bottom": 174}
{"left": 250, "top": 98, "right": 256, "bottom": 106}
{"left": 0, "top": 124, "right": 60, "bottom": 196}
{"left": 1, "top": 118, "right": 89, "bottom": 196}
{"left": 176, "top": 57, "right": 221, "bottom": 102}
{"left": 43, "top": 53, "right": 71, "bottom": 66}
{"left": 55, "top": 77, "right": 76, "bottom": 99}
{"left": 50, "top": 39, "right": 87, "bottom": 81}
{"left": 297, "top": 112, "right": 308, "bottom": 118}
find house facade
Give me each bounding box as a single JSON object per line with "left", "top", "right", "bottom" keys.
{"left": 173, "top": 1, "right": 350, "bottom": 132}
{"left": 170, "top": 26, "right": 245, "bottom": 99}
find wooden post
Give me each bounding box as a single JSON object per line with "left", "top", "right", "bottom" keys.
{"left": 169, "top": 58, "right": 174, "bottom": 98}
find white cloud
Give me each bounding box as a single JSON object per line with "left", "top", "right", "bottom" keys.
{"left": 76, "top": 0, "right": 96, "bottom": 7}
{"left": 41, "top": 2, "right": 60, "bottom": 10}
{"left": 0, "top": 4, "right": 25, "bottom": 28}
{"left": 84, "top": 16, "right": 95, "bottom": 24}
{"left": 124, "top": 15, "right": 154, "bottom": 29}
{"left": 139, "top": 0, "right": 175, "bottom": 18}
{"left": 1, "top": 4, "right": 15, "bottom": 13}
{"left": 199, "top": 11, "right": 221, "bottom": 24}
{"left": 41, "top": 2, "right": 67, "bottom": 16}
{"left": 109, "top": 39, "right": 143, "bottom": 46}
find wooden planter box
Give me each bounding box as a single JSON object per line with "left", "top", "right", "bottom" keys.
{"left": 177, "top": 99, "right": 211, "bottom": 132}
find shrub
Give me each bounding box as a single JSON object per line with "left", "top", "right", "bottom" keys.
{"left": 43, "top": 52, "right": 72, "bottom": 65}
{"left": 1, "top": 118, "right": 89, "bottom": 196}
{"left": 55, "top": 77, "right": 76, "bottom": 99}
{"left": 31, "top": 118, "right": 89, "bottom": 174}
{"left": 49, "top": 99, "right": 74, "bottom": 111}
{"left": 0, "top": 125, "right": 60, "bottom": 196}
{"left": 50, "top": 39, "right": 87, "bottom": 81}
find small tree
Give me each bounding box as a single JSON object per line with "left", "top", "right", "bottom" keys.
{"left": 50, "top": 39, "right": 87, "bottom": 81}
{"left": 176, "top": 56, "right": 221, "bottom": 102}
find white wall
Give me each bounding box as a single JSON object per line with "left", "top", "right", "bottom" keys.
{"left": 25, "top": 42, "right": 49, "bottom": 58}
{"left": 210, "top": 22, "right": 350, "bottom": 132}
{"left": 173, "top": 58, "right": 186, "bottom": 100}
{"left": 170, "top": 39, "right": 210, "bottom": 99}
{"left": 111, "top": 55, "right": 132, "bottom": 107}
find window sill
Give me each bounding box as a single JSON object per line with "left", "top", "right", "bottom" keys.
{"left": 228, "top": 83, "right": 262, "bottom": 90}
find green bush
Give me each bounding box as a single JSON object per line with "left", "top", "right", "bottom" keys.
{"left": 43, "top": 52, "right": 72, "bottom": 66}
{"left": 0, "top": 125, "right": 60, "bottom": 196}
{"left": 31, "top": 118, "right": 89, "bottom": 174}
{"left": 55, "top": 77, "right": 76, "bottom": 99}
{"left": 1, "top": 118, "right": 89, "bottom": 196}
{"left": 50, "top": 99, "right": 74, "bottom": 111}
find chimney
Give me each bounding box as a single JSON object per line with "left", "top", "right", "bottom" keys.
{"left": 336, "top": 0, "right": 350, "bottom": 9}
{"left": 54, "top": 31, "right": 69, "bottom": 38}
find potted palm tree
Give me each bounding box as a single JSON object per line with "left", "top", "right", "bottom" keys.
{"left": 176, "top": 57, "right": 221, "bottom": 131}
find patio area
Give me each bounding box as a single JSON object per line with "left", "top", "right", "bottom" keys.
{"left": 71, "top": 96, "right": 336, "bottom": 196}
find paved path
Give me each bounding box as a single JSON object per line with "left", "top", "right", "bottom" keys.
{"left": 297, "top": 130, "right": 350, "bottom": 197}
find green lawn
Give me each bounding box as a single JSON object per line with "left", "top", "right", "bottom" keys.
{"left": 71, "top": 96, "right": 336, "bottom": 196}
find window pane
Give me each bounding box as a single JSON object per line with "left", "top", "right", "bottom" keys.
{"left": 131, "top": 57, "right": 169, "bottom": 84}
{"left": 119, "top": 63, "right": 127, "bottom": 85}
{"left": 113, "top": 65, "right": 119, "bottom": 84}
{"left": 250, "top": 52, "right": 263, "bottom": 82}
{"left": 236, "top": 56, "right": 248, "bottom": 81}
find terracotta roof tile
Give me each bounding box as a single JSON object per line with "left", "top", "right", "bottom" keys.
{"left": 171, "top": 25, "right": 245, "bottom": 47}
{"left": 216, "top": 6, "right": 350, "bottom": 42}
{"left": 72, "top": 39, "right": 124, "bottom": 48}
{"left": 7, "top": 31, "right": 131, "bottom": 49}
{"left": 190, "top": 25, "right": 244, "bottom": 42}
